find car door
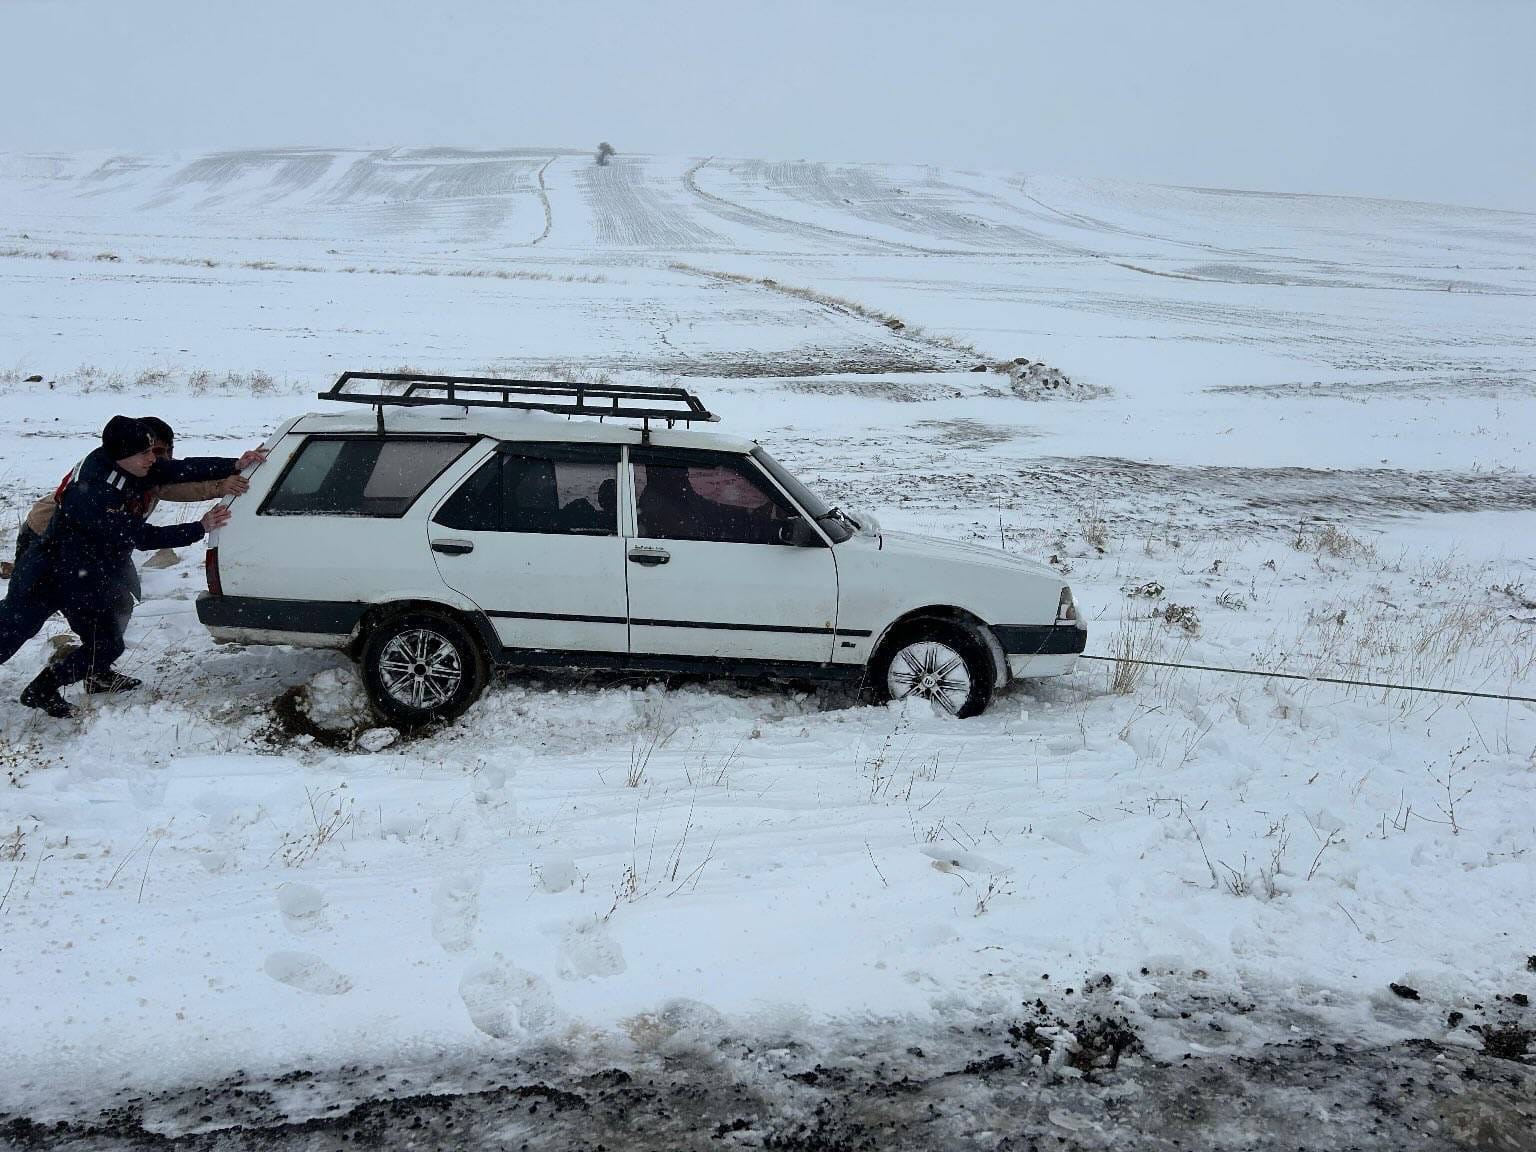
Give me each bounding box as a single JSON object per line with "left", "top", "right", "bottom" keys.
{"left": 427, "top": 441, "right": 629, "bottom": 654}
{"left": 625, "top": 447, "right": 838, "bottom": 663}
{"left": 227, "top": 432, "right": 479, "bottom": 603}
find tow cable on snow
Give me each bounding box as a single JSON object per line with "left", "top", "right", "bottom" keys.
{"left": 1076, "top": 654, "right": 1536, "bottom": 706}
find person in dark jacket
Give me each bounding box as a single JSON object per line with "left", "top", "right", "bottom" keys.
{"left": 0, "top": 416, "right": 263, "bottom": 718}
{"left": 11, "top": 417, "right": 240, "bottom": 563}
{"left": 7, "top": 417, "right": 252, "bottom": 692}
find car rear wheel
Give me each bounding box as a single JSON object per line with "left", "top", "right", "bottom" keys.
{"left": 869, "top": 620, "right": 995, "bottom": 718}
{"left": 361, "top": 609, "right": 488, "bottom": 730}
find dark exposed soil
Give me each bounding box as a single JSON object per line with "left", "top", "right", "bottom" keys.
{"left": 260, "top": 684, "right": 372, "bottom": 751}
{"left": 5, "top": 1010, "right": 1533, "bottom": 1152}
{"left": 650, "top": 350, "right": 963, "bottom": 379}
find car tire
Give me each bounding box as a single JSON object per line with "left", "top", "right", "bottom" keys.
{"left": 360, "top": 609, "right": 489, "bottom": 730}
{"left": 868, "top": 619, "right": 996, "bottom": 718}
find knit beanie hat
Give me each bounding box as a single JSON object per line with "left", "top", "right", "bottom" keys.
{"left": 102, "top": 415, "right": 154, "bottom": 460}
{"left": 140, "top": 416, "right": 174, "bottom": 447}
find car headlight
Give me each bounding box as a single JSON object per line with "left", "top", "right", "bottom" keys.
{"left": 1057, "top": 586, "right": 1079, "bottom": 624}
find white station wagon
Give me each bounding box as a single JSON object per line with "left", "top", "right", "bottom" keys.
{"left": 199, "top": 373, "right": 1086, "bottom": 727}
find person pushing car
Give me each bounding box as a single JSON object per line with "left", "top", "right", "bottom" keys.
{"left": 0, "top": 415, "right": 265, "bottom": 718}
{"left": 7, "top": 416, "right": 251, "bottom": 694}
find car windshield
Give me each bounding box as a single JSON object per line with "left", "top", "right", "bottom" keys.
{"left": 752, "top": 447, "right": 854, "bottom": 543}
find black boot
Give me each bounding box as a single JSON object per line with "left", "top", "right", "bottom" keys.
{"left": 85, "top": 670, "right": 142, "bottom": 695}
{"left": 20, "top": 672, "right": 79, "bottom": 719}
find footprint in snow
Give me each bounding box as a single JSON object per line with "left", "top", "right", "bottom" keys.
{"left": 919, "top": 845, "right": 1011, "bottom": 875}
{"left": 263, "top": 951, "right": 352, "bottom": 995}
{"left": 276, "top": 882, "right": 328, "bottom": 933}
{"left": 535, "top": 855, "right": 579, "bottom": 894}
{"left": 555, "top": 919, "right": 625, "bottom": 981}
{"left": 458, "top": 958, "right": 564, "bottom": 1040}
{"left": 431, "top": 870, "right": 482, "bottom": 954}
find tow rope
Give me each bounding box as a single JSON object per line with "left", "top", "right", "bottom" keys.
{"left": 1077, "top": 654, "right": 1536, "bottom": 705}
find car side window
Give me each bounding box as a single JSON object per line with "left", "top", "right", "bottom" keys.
{"left": 264, "top": 437, "right": 469, "bottom": 517}
{"left": 432, "top": 457, "right": 501, "bottom": 532}
{"left": 503, "top": 455, "right": 618, "bottom": 535}
{"left": 633, "top": 455, "right": 797, "bottom": 545}
{"left": 435, "top": 449, "right": 619, "bottom": 536}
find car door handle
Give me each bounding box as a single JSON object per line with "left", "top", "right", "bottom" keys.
{"left": 628, "top": 547, "right": 670, "bottom": 567}
{"left": 432, "top": 539, "right": 475, "bottom": 556}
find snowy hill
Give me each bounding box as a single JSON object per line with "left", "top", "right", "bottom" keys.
{"left": 1, "top": 149, "right": 1533, "bottom": 1143}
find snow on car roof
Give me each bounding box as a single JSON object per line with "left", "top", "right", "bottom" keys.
{"left": 288, "top": 404, "right": 758, "bottom": 452}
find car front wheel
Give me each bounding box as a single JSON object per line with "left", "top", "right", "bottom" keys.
{"left": 361, "top": 609, "right": 488, "bottom": 730}
{"left": 869, "top": 620, "right": 995, "bottom": 718}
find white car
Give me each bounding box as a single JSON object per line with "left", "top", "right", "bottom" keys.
{"left": 198, "top": 373, "right": 1085, "bottom": 726}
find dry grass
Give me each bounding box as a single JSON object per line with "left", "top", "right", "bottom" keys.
{"left": 670, "top": 262, "right": 983, "bottom": 360}
{"left": 1, "top": 243, "right": 604, "bottom": 282}
{"left": 1161, "top": 604, "right": 1202, "bottom": 636}
{"left": 275, "top": 785, "right": 355, "bottom": 867}
{"left": 1079, "top": 504, "right": 1110, "bottom": 553}
{"left": 479, "top": 361, "right": 618, "bottom": 389}
{"left": 1253, "top": 554, "right": 1536, "bottom": 713}
{"left": 1292, "top": 521, "right": 1378, "bottom": 562}
{"left": 0, "top": 365, "right": 292, "bottom": 396}
{"left": 1108, "top": 610, "right": 1165, "bottom": 695}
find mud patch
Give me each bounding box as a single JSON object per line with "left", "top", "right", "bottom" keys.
{"left": 652, "top": 349, "right": 963, "bottom": 379}
{"left": 784, "top": 376, "right": 977, "bottom": 401}
{"left": 1478, "top": 1023, "right": 1533, "bottom": 1063}
{"left": 913, "top": 418, "right": 1039, "bottom": 446}
{"left": 803, "top": 455, "right": 1536, "bottom": 537}
{"left": 261, "top": 681, "right": 390, "bottom": 752}
{"left": 4, "top": 1011, "right": 1532, "bottom": 1151}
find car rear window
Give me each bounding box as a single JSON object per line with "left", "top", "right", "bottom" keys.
{"left": 263, "top": 436, "right": 470, "bottom": 517}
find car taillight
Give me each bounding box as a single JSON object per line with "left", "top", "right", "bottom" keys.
{"left": 1057, "top": 586, "right": 1078, "bottom": 624}
{"left": 205, "top": 547, "right": 223, "bottom": 596}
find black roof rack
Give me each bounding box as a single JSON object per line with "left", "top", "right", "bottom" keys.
{"left": 318, "top": 371, "right": 719, "bottom": 427}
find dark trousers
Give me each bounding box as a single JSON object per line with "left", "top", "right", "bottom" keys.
{"left": 13, "top": 523, "right": 40, "bottom": 568}
{"left": 0, "top": 548, "right": 125, "bottom": 688}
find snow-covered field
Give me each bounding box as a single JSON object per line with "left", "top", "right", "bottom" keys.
{"left": 1, "top": 148, "right": 1533, "bottom": 1143}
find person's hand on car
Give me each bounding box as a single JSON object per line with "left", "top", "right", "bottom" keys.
{"left": 236, "top": 448, "right": 269, "bottom": 470}
{"left": 201, "top": 505, "right": 232, "bottom": 533}
{"left": 215, "top": 475, "right": 250, "bottom": 496}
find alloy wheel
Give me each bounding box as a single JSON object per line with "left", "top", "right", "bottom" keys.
{"left": 377, "top": 628, "right": 464, "bottom": 711}
{"left": 885, "top": 639, "right": 973, "bottom": 715}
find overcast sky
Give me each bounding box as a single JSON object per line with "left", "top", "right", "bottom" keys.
{"left": 4, "top": 0, "right": 1532, "bottom": 210}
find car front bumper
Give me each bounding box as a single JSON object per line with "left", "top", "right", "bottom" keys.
{"left": 993, "top": 620, "right": 1087, "bottom": 680}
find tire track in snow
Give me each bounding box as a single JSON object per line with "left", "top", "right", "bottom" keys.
{"left": 529, "top": 157, "right": 554, "bottom": 246}
{"left": 1008, "top": 179, "right": 1281, "bottom": 263}
{"left": 730, "top": 160, "right": 1079, "bottom": 256}
{"left": 579, "top": 156, "right": 727, "bottom": 249}
{"left": 1007, "top": 180, "right": 1536, "bottom": 296}
{"left": 1104, "top": 257, "right": 1536, "bottom": 297}
{"left": 683, "top": 158, "right": 945, "bottom": 255}
{"left": 142, "top": 148, "right": 553, "bottom": 244}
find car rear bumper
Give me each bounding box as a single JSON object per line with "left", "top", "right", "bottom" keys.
{"left": 197, "top": 594, "right": 367, "bottom": 647}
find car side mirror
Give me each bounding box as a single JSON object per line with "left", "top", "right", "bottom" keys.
{"left": 778, "top": 515, "right": 823, "bottom": 547}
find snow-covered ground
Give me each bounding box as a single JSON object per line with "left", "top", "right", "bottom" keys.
{"left": 1, "top": 149, "right": 1533, "bottom": 1140}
